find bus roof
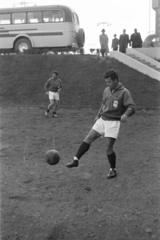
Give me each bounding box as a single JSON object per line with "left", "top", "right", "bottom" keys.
{"left": 0, "top": 5, "right": 76, "bottom": 14}
{"left": 0, "top": 5, "right": 76, "bottom": 22}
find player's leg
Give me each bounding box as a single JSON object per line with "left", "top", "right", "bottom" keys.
{"left": 45, "top": 95, "right": 54, "bottom": 116}
{"left": 66, "top": 129, "right": 101, "bottom": 168}
{"left": 52, "top": 93, "right": 59, "bottom": 117}
{"left": 77, "top": 128, "right": 102, "bottom": 158}
{"left": 51, "top": 99, "right": 56, "bottom": 116}
{"left": 103, "top": 120, "right": 121, "bottom": 178}
{"left": 105, "top": 137, "right": 117, "bottom": 178}
{"left": 52, "top": 100, "right": 59, "bottom": 117}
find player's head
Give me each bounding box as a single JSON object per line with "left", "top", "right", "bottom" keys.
{"left": 52, "top": 71, "right": 58, "bottom": 78}
{"left": 103, "top": 69, "right": 118, "bottom": 90}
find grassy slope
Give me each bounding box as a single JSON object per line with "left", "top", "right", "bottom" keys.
{"left": 0, "top": 54, "right": 160, "bottom": 108}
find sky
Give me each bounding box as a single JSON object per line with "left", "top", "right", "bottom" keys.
{"left": 0, "top": 0, "right": 156, "bottom": 49}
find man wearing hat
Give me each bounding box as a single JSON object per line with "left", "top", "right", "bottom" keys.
{"left": 111, "top": 34, "right": 119, "bottom": 51}
{"left": 44, "top": 71, "right": 62, "bottom": 118}
{"left": 99, "top": 29, "right": 109, "bottom": 57}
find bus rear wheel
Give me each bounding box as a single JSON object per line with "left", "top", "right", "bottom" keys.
{"left": 15, "top": 38, "right": 32, "bottom": 53}
{"left": 76, "top": 28, "right": 85, "bottom": 48}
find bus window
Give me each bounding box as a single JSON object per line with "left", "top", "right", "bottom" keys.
{"left": 75, "top": 13, "right": 79, "bottom": 25}
{"left": 27, "top": 11, "right": 42, "bottom": 23}
{"left": 72, "top": 13, "right": 79, "bottom": 25}
{"left": 12, "top": 12, "right": 26, "bottom": 24}
{"left": 53, "top": 10, "right": 64, "bottom": 22}
{"left": 43, "top": 11, "right": 54, "bottom": 22}
{"left": 0, "top": 13, "right": 11, "bottom": 24}
{"left": 43, "top": 10, "right": 64, "bottom": 23}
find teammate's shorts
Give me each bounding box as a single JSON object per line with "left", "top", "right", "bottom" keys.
{"left": 92, "top": 118, "right": 121, "bottom": 139}
{"left": 49, "top": 91, "right": 59, "bottom": 100}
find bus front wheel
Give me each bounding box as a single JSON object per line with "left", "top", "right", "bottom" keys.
{"left": 15, "top": 38, "right": 32, "bottom": 53}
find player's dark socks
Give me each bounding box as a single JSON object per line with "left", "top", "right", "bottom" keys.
{"left": 66, "top": 142, "right": 90, "bottom": 168}
{"left": 107, "top": 151, "right": 116, "bottom": 169}
{"left": 75, "top": 141, "right": 90, "bottom": 160}
{"left": 46, "top": 109, "right": 50, "bottom": 113}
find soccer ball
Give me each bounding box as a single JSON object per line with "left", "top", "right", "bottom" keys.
{"left": 45, "top": 149, "right": 60, "bottom": 165}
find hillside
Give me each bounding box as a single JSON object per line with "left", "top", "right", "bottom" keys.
{"left": 0, "top": 54, "right": 160, "bottom": 108}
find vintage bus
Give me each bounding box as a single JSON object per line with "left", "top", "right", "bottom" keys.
{"left": 0, "top": 5, "right": 85, "bottom": 52}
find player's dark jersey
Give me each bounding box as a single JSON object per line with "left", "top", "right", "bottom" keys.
{"left": 45, "top": 77, "right": 62, "bottom": 92}
{"left": 97, "top": 83, "right": 136, "bottom": 120}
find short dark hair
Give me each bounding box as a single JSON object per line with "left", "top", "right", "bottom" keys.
{"left": 103, "top": 69, "right": 118, "bottom": 81}
{"left": 52, "top": 71, "right": 58, "bottom": 76}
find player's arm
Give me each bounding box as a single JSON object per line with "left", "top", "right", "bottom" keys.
{"left": 121, "top": 90, "right": 136, "bottom": 121}
{"left": 94, "top": 103, "right": 103, "bottom": 122}
{"left": 44, "top": 79, "right": 50, "bottom": 93}
{"left": 58, "top": 79, "right": 62, "bottom": 92}
{"left": 94, "top": 90, "right": 106, "bottom": 122}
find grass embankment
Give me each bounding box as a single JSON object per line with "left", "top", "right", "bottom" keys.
{"left": 0, "top": 54, "right": 160, "bottom": 108}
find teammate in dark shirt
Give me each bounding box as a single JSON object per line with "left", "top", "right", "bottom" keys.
{"left": 44, "top": 71, "right": 62, "bottom": 118}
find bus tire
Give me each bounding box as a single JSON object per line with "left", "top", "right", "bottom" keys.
{"left": 76, "top": 28, "right": 85, "bottom": 48}
{"left": 14, "top": 38, "right": 32, "bottom": 53}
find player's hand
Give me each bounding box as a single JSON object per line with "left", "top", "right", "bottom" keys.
{"left": 121, "top": 114, "right": 128, "bottom": 122}
{"left": 46, "top": 92, "right": 49, "bottom": 95}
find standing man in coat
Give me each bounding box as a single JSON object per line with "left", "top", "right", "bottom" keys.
{"left": 119, "top": 29, "right": 129, "bottom": 54}
{"left": 130, "top": 29, "right": 143, "bottom": 48}
{"left": 99, "top": 29, "right": 109, "bottom": 57}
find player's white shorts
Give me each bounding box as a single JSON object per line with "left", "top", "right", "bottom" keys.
{"left": 49, "top": 91, "right": 59, "bottom": 100}
{"left": 92, "top": 118, "right": 121, "bottom": 139}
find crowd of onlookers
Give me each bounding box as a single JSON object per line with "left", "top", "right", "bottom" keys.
{"left": 99, "top": 28, "right": 143, "bottom": 56}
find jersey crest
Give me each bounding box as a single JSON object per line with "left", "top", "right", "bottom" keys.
{"left": 113, "top": 100, "right": 118, "bottom": 108}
